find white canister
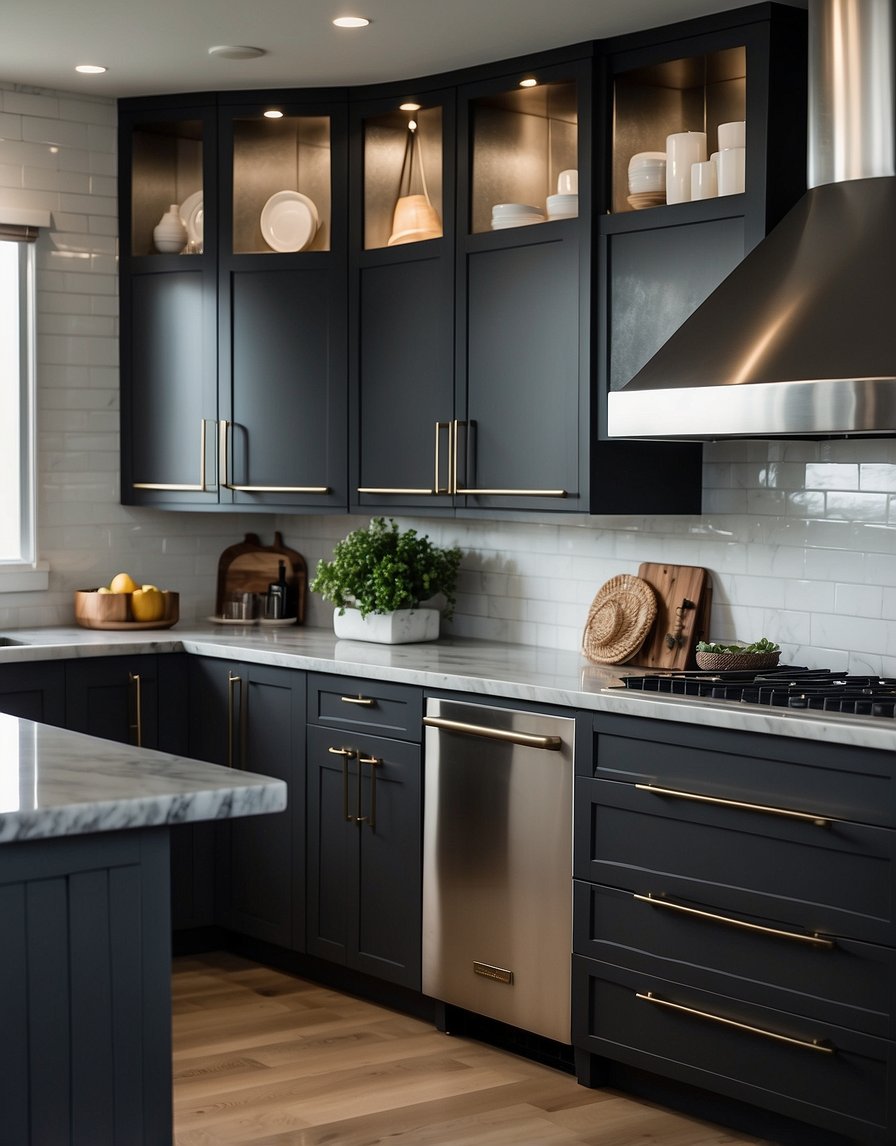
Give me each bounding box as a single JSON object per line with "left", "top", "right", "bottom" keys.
{"left": 718, "top": 146, "right": 746, "bottom": 195}
{"left": 690, "top": 159, "right": 718, "bottom": 201}
{"left": 666, "top": 132, "right": 707, "bottom": 204}
{"left": 557, "top": 169, "right": 578, "bottom": 195}
{"left": 717, "top": 120, "right": 746, "bottom": 150}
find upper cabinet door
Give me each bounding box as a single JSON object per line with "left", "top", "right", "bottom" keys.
{"left": 119, "top": 101, "right": 220, "bottom": 507}
{"left": 350, "top": 87, "right": 457, "bottom": 514}
{"left": 217, "top": 95, "right": 349, "bottom": 510}
{"left": 455, "top": 58, "right": 591, "bottom": 513}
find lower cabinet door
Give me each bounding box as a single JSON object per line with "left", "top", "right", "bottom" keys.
{"left": 572, "top": 954, "right": 895, "bottom": 1146}
{"left": 0, "top": 661, "right": 65, "bottom": 726}
{"left": 64, "top": 655, "right": 160, "bottom": 748}
{"left": 306, "top": 724, "right": 421, "bottom": 988}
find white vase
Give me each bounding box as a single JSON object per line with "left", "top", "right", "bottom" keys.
{"left": 153, "top": 204, "right": 187, "bottom": 253}
{"left": 333, "top": 606, "right": 440, "bottom": 644}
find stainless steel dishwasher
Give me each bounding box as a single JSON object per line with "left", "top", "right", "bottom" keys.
{"left": 422, "top": 696, "right": 574, "bottom": 1044}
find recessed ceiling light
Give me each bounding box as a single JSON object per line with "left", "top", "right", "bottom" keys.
{"left": 519, "top": 77, "right": 537, "bottom": 88}
{"left": 333, "top": 16, "right": 370, "bottom": 28}
{"left": 208, "top": 45, "right": 266, "bottom": 60}
{"left": 399, "top": 102, "right": 421, "bottom": 112}
{"left": 75, "top": 64, "right": 107, "bottom": 75}
{"left": 264, "top": 109, "right": 284, "bottom": 119}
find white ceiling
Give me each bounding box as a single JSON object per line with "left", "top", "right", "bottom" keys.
{"left": 1, "top": 0, "right": 804, "bottom": 100}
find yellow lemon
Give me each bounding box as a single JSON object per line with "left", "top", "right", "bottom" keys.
{"left": 131, "top": 585, "right": 165, "bottom": 622}
{"left": 96, "top": 586, "right": 112, "bottom": 594}
{"left": 109, "top": 572, "right": 139, "bottom": 594}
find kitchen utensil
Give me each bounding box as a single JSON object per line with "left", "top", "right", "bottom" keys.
{"left": 582, "top": 574, "right": 657, "bottom": 664}
{"left": 74, "top": 589, "right": 179, "bottom": 630}
{"left": 215, "top": 532, "right": 306, "bottom": 624}
{"left": 628, "top": 563, "right": 711, "bottom": 670}
{"left": 665, "top": 131, "right": 707, "bottom": 204}
{"left": 178, "top": 191, "right": 204, "bottom": 249}
{"left": 627, "top": 152, "right": 666, "bottom": 194}
{"left": 260, "top": 190, "right": 320, "bottom": 252}
{"left": 546, "top": 193, "right": 578, "bottom": 219}
{"left": 626, "top": 191, "right": 665, "bottom": 209}
{"left": 492, "top": 203, "right": 543, "bottom": 218}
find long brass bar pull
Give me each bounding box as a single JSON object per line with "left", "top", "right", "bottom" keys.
{"left": 357, "top": 487, "right": 433, "bottom": 495}
{"left": 634, "top": 783, "right": 831, "bottom": 828}
{"left": 220, "top": 419, "right": 329, "bottom": 493}
{"left": 455, "top": 487, "right": 568, "bottom": 497}
{"left": 423, "top": 715, "right": 561, "bottom": 751}
{"left": 358, "top": 755, "right": 380, "bottom": 829}
{"left": 434, "top": 420, "right": 452, "bottom": 495}
{"left": 128, "top": 672, "right": 142, "bottom": 747}
{"left": 450, "top": 418, "right": 566, "bottom": 497}
{"left": 340, "top": 695, "right": 374, "bottom": 707}
{"left": 226, "top": 672, "right": 242, "bottom": 768}
{"left": 636, "top": 991, "right": 835, "bottom": 1055}
{"left": 634, "top": 893, "right": 836, "bottom": 950}
{"left": 133, "top": 418, "right": 212, "bottom": 492}
{"left": 328, "top": 747, "right": 355, "bottom": 821}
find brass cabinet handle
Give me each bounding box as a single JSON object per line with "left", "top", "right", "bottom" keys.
{"left": 340, "top": 695, "right": 374, "bottom": 707}
{"left": 434, "top": 420, "right": 451, "bottom": 495}
{"left": 634, "top": 893, "right": 836, "bottom": 950}
{"left": 327, "top": 746, "right": 355, "bottom": 755}
{"left": 636, "top": 991, "right": 836, "bottom": 1055}
{"left": 220, "top": 420, "right": 329, "bottom": 493}
{"left": 634, "top": 782, "right": 831, "bottom": 828}
{"left": 128, "top": 672, "right": 142, "bottom": 747}
{"left": 357, "top": 755, "right": 380, "bottom": 829}
{"left": 424, "top": 714, "right": 561, "bottom": 750}
{"left": 133, "top": 418, "right": 214, "bottom": 492}
{"left": 356, "top": 420, "right": 454, "bottom": 497}
{"left": 328, "top": 746, "right": 356, "bottom": 821}
{"left": 226, "top": 672, "right": 242, "bottom": 769}
{"left": 450, "top": 419, "right": 567, "bottom": 497}
{"left": 357, "top": 487, "right": 434, "bottom": 495}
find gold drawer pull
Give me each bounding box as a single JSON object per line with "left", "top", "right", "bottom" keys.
{"left": 357, "top": 487, "right": 434, "bottom": 495}
{"left": 636, "top": 991, "right": 835, "bottom": 1055}
{"left": 133, "top": 418, "right": 214, "bottom": 492}
{"left": 341, "top": 695, "right": 374, "bottom": 706}
{"left": 128, "top": 672, "right": 142, "bottom": 748}
{"left": 424, "top": 714, "right": 561, "bottom": 751}
{"left": 634, "top": 893, "right": 836, "bottom": 950}
{"left": 454, "top": 487, "right": 568, "bottom": 497}
{"left": 634, "top": 783, "right": 831, "bottom": 828}
{"left": 327, "top": 746, "right": 354, "bottom": 756}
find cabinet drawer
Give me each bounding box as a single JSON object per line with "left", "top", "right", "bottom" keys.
{"left": 307, "top": 673, "right": 422, "bottom": 741}
{"left": 574, "top": 882, "right": 895, "bottom": 1039}
{"left": 574, "top": 776, "right": 896, "bottom": 946}
{"left": 590, "top": 713, "right": 896, "bottom": 828}
{"left": 572, "top": 955, "right": 895, "bottom": 1145}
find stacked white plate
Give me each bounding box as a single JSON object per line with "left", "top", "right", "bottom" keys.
{"left": 491, "top": 202, "right": 544, "bottom": 230}
{"left": 546, "top": 193, "right": 578, "bottom": 220}
{"left": 628, "top": 151, "right": 666, "bottom": 195}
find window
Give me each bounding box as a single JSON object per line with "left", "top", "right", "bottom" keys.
{"left": 0, "top": 231, "right": 38, "bottom": 574}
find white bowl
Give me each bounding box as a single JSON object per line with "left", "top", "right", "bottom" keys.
{"left": 628, "top": 150, "right": 666, "bottom": 172}
{"left": 491, "top": 217, "right": 544, "bottom": 229}
{"left": 492, "top": 202, "right": 543, "bottom": 218}
{"left": 628, "top": 170, "right": 666, "bottom": 194}
{"left": 546, "top": 193, "right": 578, "bottom": 219}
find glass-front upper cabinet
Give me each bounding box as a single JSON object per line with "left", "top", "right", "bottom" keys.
{"left": 466, "top": 64, "right": 581, "bottom": 236}
{"left": 362, "top": 103, "right": 444, "bottom": 250}
{"left": 124, "top": 104, "right": 213, "bottom": 259}
{"left": 221, "top": 97, "right": 335, "bottom": 255}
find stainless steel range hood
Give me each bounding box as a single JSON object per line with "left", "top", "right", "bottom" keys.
{"left": 607, "top": 0, "right": 896, "bottom": 440}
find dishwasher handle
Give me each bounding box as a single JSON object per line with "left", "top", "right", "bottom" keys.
{"left": 423, "top": 714, "right": 562, "bottom": 751}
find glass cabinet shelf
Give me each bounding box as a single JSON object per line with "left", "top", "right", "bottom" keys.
{"left": 613, "top": 45, "right": 746, "bottom": 215}
{"left": 230, "top": 114, "right": 331, "bottom": 253}
{"left": 469, "top": 80, "right": 578, "bottom": 235}
{"left": 130, "top": 119, "right": 203, "bottom": 258}
{"left": 363, "top": 104, "right": 443, "bottom": 251}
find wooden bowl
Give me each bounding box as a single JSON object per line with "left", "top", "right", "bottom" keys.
{"left": 695, "top": 649, "right": 780, "bottom": 672}
{"left": 74, "top": 589, "right": 179, "bottom": 630}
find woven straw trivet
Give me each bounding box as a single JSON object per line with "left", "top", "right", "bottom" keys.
{"left": 582, "top": 574, "right": 657, "bottom": 665}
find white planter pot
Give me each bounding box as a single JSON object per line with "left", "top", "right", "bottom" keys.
{"left": 332, "top": 607, "right": 440, "bottom": 644}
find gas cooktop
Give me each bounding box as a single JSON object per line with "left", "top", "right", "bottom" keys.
{"left": 609, "top": 667, "right": 896, "bottom": 719}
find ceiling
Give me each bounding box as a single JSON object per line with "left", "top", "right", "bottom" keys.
{"left": 1, "top": 0, "right": 804, "bottom": 100}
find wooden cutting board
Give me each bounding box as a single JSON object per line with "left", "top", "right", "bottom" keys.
{"left": 629, "top": 563, "right": 712, "bottom": 670}
{"left": 215, "top": 532, "right": 307, "bottom": 623}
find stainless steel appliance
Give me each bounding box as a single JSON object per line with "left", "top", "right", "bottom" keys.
{"left": 422, "top": 697, "right": 574, "bottom": 1044}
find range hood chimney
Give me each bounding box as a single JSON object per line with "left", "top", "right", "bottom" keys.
{"left": 607, "top": 0, "right": 896, "bottom": 440}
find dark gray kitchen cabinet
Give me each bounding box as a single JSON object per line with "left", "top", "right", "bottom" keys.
{"left": 64, "top": 654, "right": 163, "bottom": 748}
{"left": 306, "top": 674, "right": 423, "bottom": 989}
{"left": 572, "top": 711, "right": 896, "bottom": 1145}
{"left": 0, "top": 661, "right": 65, "bottom": 726}
{"left": 188, "top": 657, "right": 306, "bottom": 949}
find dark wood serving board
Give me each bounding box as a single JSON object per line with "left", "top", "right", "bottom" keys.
{"left": 629, "top": 562, "right": 712, "bottom": 670}
{"left": 215, "top": 533, "right": 307, "bottom": 623}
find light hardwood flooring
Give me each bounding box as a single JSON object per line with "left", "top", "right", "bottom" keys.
{"left": 172, "top": 952, "right": 765, "bottom": 1146}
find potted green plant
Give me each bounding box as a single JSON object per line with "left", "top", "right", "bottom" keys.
{"left": 310, "top": 517, "right": 462, "bottom": 643}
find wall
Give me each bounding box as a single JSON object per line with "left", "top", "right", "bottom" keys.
{"left": 1, "top": 82, "right": 895, "bottom": 675}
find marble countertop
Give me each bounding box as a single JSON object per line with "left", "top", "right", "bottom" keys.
{"left": 0, "top": 711, "right": 287, "bottom": 843}
{"left": 1, "top": 623, "right": 893, "bottom": 753}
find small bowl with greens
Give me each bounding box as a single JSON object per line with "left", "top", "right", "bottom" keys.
{"left": 695, "top": 638, "right": 781, "bottom": 672}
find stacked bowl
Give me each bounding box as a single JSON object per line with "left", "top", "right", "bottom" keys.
{"left": 491, "top": 203, "right": 545, "bottom": 230}
{"left": 627, "top": 151, "right": 666, "bottom": 209}
{"left": 545, "top": 193, "right": 578, "bottom": 220}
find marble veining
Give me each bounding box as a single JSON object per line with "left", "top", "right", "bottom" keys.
{"left": 2, "top": 624, "right": 896, "bottom": 752}
{"left": 0, "top": 713, "right": 286, "bottom": 843}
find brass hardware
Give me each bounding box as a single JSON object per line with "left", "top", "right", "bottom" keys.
{"left": 226, "top": 672, "right": 242, "bottom": 768}
{"left": 327, "top": 746, "right": 354, "bottom": 755}
{"left": 473, "top": 961, "right": 513, "bottom": 984}
{"left": 220, "top": 420, "right": 329, "bottom": 493}
{"left": 358, "top": 487, "right": 434, "bottom": 495}
{"left": 435, "top": 420, "right": 451, "bottom": 495}
{"left": 424, "top": 714, "right": 562, "bottom": 751}
{"left": 358, "top": 755, "right": 380, "bottom": 829}
{"left": 634, "top": 782, "right": 831, "bottom": 828}
{"left": 636, "top": 991, "right": 835, "bottom": 1055}
{"left": 335, "top": 748, "right": 354, "bottom": 821}
{"left": 634, "top": 893, "right": 836, "bottom": 950}
{"left": 133, "top": 418, "right": 213, "bottom": 492}
{"left": 450, "top": 419, "right": 567, "bottom": 497}
{"left": 340, "top": 695, "right": 374, "bottom": 707}
{"left": 128, "top": 672, "right": 142, "bottom": 747}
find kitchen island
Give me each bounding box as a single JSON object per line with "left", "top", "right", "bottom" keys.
{"left": 0, "top": 710, "right": 286, "bottom": 1145}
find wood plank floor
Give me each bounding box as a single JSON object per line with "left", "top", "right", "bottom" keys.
{"left": 172, "top": 952, "right": 765, "bottom": 1146}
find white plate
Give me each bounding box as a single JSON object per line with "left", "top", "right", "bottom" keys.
{"left": 179, "top": 191, "right": 204, "bottom": 246}
{"left": 206, "top": 615, "right": 259, "bottom": 625}
{"left": 490, "top": 217, "right": 544, "bottom": 229}
{"left": 258, "top": 615, "right": 298, "bottom": 626}
{"left": 260, "top": 190, "right": 319, "bottom": 253}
